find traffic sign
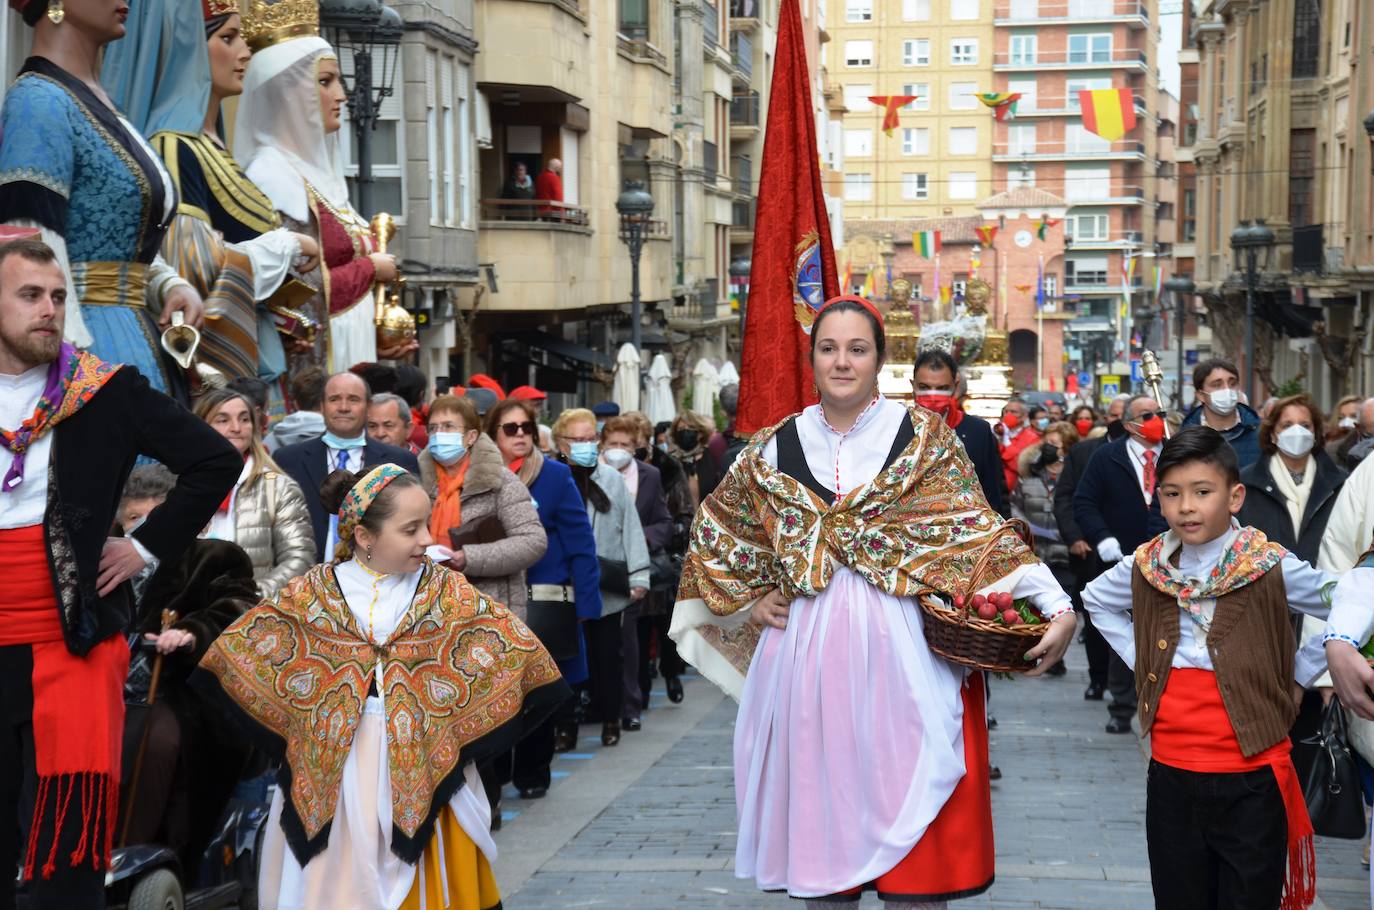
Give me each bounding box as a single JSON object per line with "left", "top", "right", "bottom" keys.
{"left": 1130, "top": 359, "right": 1143, "bottom": 383}
{"left": 1099, "top": 374, "right": 1121, "bottom": 402}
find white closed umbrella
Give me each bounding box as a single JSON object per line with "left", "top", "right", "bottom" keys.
{"left": 717, "top": 360, "right": 740, "bottom": 387}
{"left": 612, "top": 343, "right": 642, "bottom": 413}
{"left": 691, "top": 358, "right": 720, "bottom": 422}
{"left": 645, "top": 354, "right": 675, "bottom": 425}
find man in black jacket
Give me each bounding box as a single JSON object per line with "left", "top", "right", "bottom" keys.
{"left": 0, "top": 238, "right": 240, "bottom": 909}
{"left": 1073, "top": 394, "right": 1169, "bottom": 733}
{"left": 1053, "top": 394, "right": 1129, "bottom": 700}
{"left": 912, "top": 348, "right": 1008, "bottom": 516}
{"left": 274, "top": 370, "right": 421, "bottom": 563}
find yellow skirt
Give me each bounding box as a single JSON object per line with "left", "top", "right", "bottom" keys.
{"left": 399, "top": 804, "right": 501, "bottom": 910}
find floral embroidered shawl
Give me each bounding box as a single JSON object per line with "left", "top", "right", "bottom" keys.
{"left": 195, "top": 558, "right": 568, "bottom": 865}
{"left": 1133, "top": 525, "right": 1287, "bottom": 634}
{"left": 671, "top": 405, "right": 1038, "bottom": 698}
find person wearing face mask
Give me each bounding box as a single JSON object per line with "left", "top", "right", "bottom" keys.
{"left": 1333, "top": 397, "right": 1374, "bottom": 470}
{"left": 668, "top": 411, "right": 722, "bottom": 506}
{"left": 1327, "top": 394, "right": 1360, "bottom": 444}
{"left": 554, "top": 408, "right": 651, "bottom": 748}
{"left": 996, "top": 397, "right": 1042, "bottom": 496}
{"left": 1071, "top": 405, "right": 1099, "bottom": 441}
{"left": 1181, "top": 358, "right": 1261, "bottom": 468}
{"left": 912, "top": 347, "right": 1007, "bottom": 517}
{"left": 1072, "top": 395, "right": 1170, "bottom": 734}
{"left": 197, "top": 465, "right": 569, "bottom": 910}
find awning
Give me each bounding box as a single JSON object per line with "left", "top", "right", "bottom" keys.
{"left": 495, "top": 330, "right": 613, "bottom": 369}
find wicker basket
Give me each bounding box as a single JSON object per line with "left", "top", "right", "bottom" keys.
{"left": 918, "top": 519, "right": 1049, "bottom": 673}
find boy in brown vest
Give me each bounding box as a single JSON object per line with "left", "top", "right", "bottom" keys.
{"left": 1083, "top": 426, "right": 1338, "bottom": 910}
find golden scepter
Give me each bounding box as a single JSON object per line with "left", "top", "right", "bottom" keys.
{"left": 369, "top": 212, "right": 397, "bottom": 328}
{"left": 1141, "top": 350, "right": 1171, "bottom": 439}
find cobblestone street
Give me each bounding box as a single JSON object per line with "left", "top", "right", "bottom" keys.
{"left": 493, "top": 647, "right": 1371, "bottom": 909}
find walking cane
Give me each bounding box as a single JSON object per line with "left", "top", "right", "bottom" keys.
{"left": 118, "top": 608, "right": 179, "bottom": 847}
{"left": 1140, "top": 350, "right": 1171, "bottom": 439}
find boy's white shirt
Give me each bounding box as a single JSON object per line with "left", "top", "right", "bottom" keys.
{"left": 1081, "top": 520, "right": 1341, "bottom": 686}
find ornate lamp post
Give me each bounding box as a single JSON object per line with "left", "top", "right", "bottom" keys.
{"left": 616, "top": 181, "right": 655, "bottom": 353}
{"left": 320, "top": 0, "right": 404, "bottom": 218}
{"left": 1163, "top": 275, "right": 1196, "bottom": 409}
{"left": 1229, "top": 219, "right": 1276, "bottom": 404}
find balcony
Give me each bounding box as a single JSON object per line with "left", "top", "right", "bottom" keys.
{"left": 993, "top": 139, "right": 1146, "bottom": 162}
{"left": 730, "top": 92, "right": 761, "bottom": 134}
{"left": 730, "top": 32, "right": 754, "bottom": 81}
{"left": 994, "top": 48, "right": 1148, "bottom": 72}
{"left": 476, "top": 0, "right": 589, "bottom": 103}
{"left": 731, "top": 200, "right": 755, "bottom": 240}
{"left": 729, "top": 0, "right": 760, "bottom": 28}
{"left": 480, "top": 198, "right": 590, "bottom": 227}
{"left": 478, "top": 199, "right": 594, "bottom": 313}
{"left": 703, "top": 140, "right": 718, "bottom": 183}
{"left": 1291, "top": 224, "right": 1344, "bottom": 276}
{"left": 994, "top": 0, "right": 1148, "bottom": 26}
{"left": 732, "top": 156, "right": 753, "bottom": 195}
{"left": 1066, "top": 236, "right": 1146, "bottom": 251}
{"left": 1064, "top": 184, "right": 1147, "bottom": 205}
{"left": 702, "top": 0, "right": 719, "bottom": 50}
{"left": 1008, "top": 97, "right": 1150, "bottom": 119}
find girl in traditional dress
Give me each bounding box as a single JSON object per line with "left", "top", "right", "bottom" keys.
{"left": 232, "top": 1, "right": 413, "bottom": 374}
{"left": 0, "top": 0, "right": 207, "bottom": 398}
{"left": 196, "top": 464, "right": 569, "bottom": 910}
{"left": 100, "top": 0, "right": 322, "bottom": 386}
{"left": 672, "top": 296, "right": 1078, "bottom": 908}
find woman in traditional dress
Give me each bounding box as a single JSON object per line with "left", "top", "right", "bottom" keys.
{"left": 232, "top": 1, "right": 412, "bottom": 374}
{"left": 100, "top": 0, "right": 321, "bottom": 387}
{"left": 0, "top": 0, "right": 207, "bottom": 398}
{"left": 671, "top": 296, "right": 1077, "bottom": 908}
{"left": 196, "top": 464, "right": 569, "bottom": 910}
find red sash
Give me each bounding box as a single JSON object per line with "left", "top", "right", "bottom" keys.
{"left": 0, "top": 524, "right": 127, "bottom": 880}
{"left": 1153, "top": 668, "right": 1315, "bottom": 910}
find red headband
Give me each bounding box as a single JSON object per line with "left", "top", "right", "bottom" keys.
{"left": 816, "top": 294, "right": 885, "bottom": 327}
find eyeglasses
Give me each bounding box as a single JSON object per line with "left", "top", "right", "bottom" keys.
{"left": 1132, "top": 410, "right": 1167, "bottom": 423}
{"left": 559, "top": 434, "right": 599, "bottom": 445}
{"left": 427, "top": 422, "right": 468, "bottom": 434}
{"left": 499, "top": 421, "right": 538, "bottom": 438}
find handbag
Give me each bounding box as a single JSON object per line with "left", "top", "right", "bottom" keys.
{"left": 1300, "top": 694, "right": 1368, "bottom": 839}
{"left": 597, "top": 557, "right": 631, "bottom": 596}
{"left": 648, "top": 550, "right": 679, "bottom": 593}
{"left": 524, "top": 587, "right": 580, "bottom": 662}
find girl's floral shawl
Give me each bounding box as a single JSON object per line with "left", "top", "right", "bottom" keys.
{"left": 673, "top": 405, "right": 1038, "bottom": 694}
{"left": 1133, "top": 525, "right": 1286, "bottom": 633}
{"left": 195, "top": 558, "right": 566, "bottom": 866}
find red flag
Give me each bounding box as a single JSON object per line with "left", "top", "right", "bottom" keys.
{"left": 738, "top": 0, "right": 840, "bottom": 435}
{"left": 867, "top": 95, "right": 918, "bottom": 137}
{"left": 976, "top": 224, "right": 998, "bottom": 247}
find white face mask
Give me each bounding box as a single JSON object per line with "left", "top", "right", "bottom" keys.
{"left": 1275, "top": 424, "right": 1315, "bottom": 459}
{"left": 1206, "top": 388, "right": 1239, "bottom": 416}
{"left": 1339, "top": 416, "right": 1357, "bottom": 430}
{"left": 603, "top": 448, "right": 634, "bottom": 471}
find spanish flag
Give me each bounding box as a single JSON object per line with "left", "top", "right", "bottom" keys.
{"left": 976, "top": 224, "right": 998, "bottom": 247}
{"left": 868, "top": 95, "right": 918, "bottom": 136}
{"left": 977, "top": 92, "right": 1021, "bottom": 121}
{"left": 914, "top": 230, "right": 941, "bottom": 258}
{"left": 1078, "top": 88, "right": 1137, "bottom": 141}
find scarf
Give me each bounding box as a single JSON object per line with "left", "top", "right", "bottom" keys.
{"left": 509, "top": 445, "right": 545, "bottom": 488}
{"left": 195, "top": 560, "right": 569, "bottom": 865}
{"left": 1269, "top": 454, "right": 1314, "bottom": 540}
{"left": 674, "top": 405, "right": 1038, "bottom": 697}
{"left": 429, "top": 455, "right": 470, "bottom": 543}
{"left": 1, "top": 344, "right": 119, "bottom": 491}
{"left": 1134, "top": 525, "right": 1287, "bottom": 636}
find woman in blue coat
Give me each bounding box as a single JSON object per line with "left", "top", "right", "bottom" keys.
{"left": 486, "top": 397, "right": 601, "bottom": 802}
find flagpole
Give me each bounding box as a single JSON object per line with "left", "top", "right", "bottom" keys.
{"left": 934, "top": 252, "right": 941, "bottom": 317}
{"left": 1037, "top": 252, "right": 1045, "bottom": 390}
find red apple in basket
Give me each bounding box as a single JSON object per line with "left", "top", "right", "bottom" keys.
{"left": 977, "top": 603, "right": 998, "bottom": 621}
{"left": 1001, "top": 608, "right": 1020, "bottom": 625}
{"left": 953, "top": 594, "right": 966, "bottom": 611}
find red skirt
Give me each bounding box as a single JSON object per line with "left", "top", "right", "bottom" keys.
{"left": 833, "top": 671, "right": 995, "bottom": 902}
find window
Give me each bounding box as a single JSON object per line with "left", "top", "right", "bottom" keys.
{"left": 618, "top": 0, "right": 649, "bottom": 38}
{"left": 1067, "top": 212, "right": 1109, "bottom": 241}
{"left": 1066, "top": 76, "right": 1112, "bottom": 109}
{"left": 1066, "top": 122, "right": 1111, "bottom": 153}
{"left": 1292, "top": 0, "right": 1320, "bottom": 78}
{"left": 949, "top": 0, "right": 978, "bottom": 20}
{"left": 844, "top": 172, "right": 873, "bottom": 201}
{"left": 951, "top": 38, "right": 978, "bottom": 65}
{"left": 1043, "top": 275, "right": 1058, "bottom": 303}
{"left": 844, "top": 40, "right": 874, "bottom": 67}
{"left": 948, "top": 126, "right": 977, "bottom": 155}
{"left": 1009, "top": 34, "right": 1036, "bottom": 66}
{"left": 904, "top": 83, "right": 931, "bottom": 110}
{"left": 1182, "top": 188, "right": 1197, "bottom": 242}
{"left": 1068, "top": 33, "right": 1112, "bottom": 64}
{"left": 1066, "top": 256, "right": 1109, "bottom": 286}
{"left": 903, "top": 0, "right": 931, "bottom": 20}
{"left": 1064, "top": 165, "right": 1110, "bottom": 200}
{"left": 843, "top": 83, "right": 874, "bottom": 111}
{"left": 339, "top": 48, "right": 405, "bottom": 217}
{"left": 902, "top": 127, "right": 930, "bottom": 155}
{"left": 1290, "top": 128, "right": 1315, "bottom": 226}
{"left": 1008, "top": 78, "right": 1037, "bottom": 111}
{"left": 1007, "top": 123, "right": 1036, "bottom": 154}
{"left": 844, "top": 129, "right": 874, "bottom": 158}
{"left": 953, "top": 274, "right": 968, "bottom": 297}
{"left": 902, "top": 172, "right": 929, "bottom": 200}
{"left": 845, "top": 0, "right": 873, "bottom": 21}
{"left": 948, "top": 171, "right": 977, "bottom": 199}
{"left": 948, "top": 82, "right": 977, "bottom": 109}
{"left": 902, "top": 39, "right": 931, "bottom": 66}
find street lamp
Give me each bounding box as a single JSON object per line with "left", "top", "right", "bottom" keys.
{"left": 321, "top": 0, "right": 404, "bottom": 218}
{"left": 616, "top": 180, "right": 655, "bottom": 353}
{"left": 1229, "top": 219, "right": 1276, "bottom": 404}
{"left": 1163, "top": 275, "right": 1196, "bottom": 410}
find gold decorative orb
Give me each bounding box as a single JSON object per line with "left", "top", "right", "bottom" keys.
{"left": 377, "top": 301, "right": 416, "bottom": 348}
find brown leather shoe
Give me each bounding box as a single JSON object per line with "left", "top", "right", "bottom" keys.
{"left": 601, "top": 721, "right": 621, "bottom": 747}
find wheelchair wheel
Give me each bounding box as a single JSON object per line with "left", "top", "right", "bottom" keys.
{"left": 127, "top": 868, "right": 183, "bottom": 910}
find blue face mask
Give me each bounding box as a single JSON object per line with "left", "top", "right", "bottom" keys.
{"left": 1035, "top": 417, "right": 1050, "bottom": 431}
{"left": 323, "top": 431, "right": 366, "bottom": 450}
{"left": 429, "top": 432, "right": 468, "bottom": 466}
{"left": 568, "top": 441, "right": 600, "bottom": 468}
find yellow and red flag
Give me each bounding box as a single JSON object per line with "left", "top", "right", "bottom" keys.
{"left": 868, "top": 95, "right": 918, "bottom": 136}
{"left": 1078, "top": 88, "right": 1137, "bottom": 141}
{"left": 976, "top": 224, "right": 998, "bottom": 247}
{"left": 977, "top": 92, "right": 1021, "bottom": 122}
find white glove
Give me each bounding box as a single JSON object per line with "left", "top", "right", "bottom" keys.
{"left": 1096, "top": 537, "right": 1124, "bottom": 563}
